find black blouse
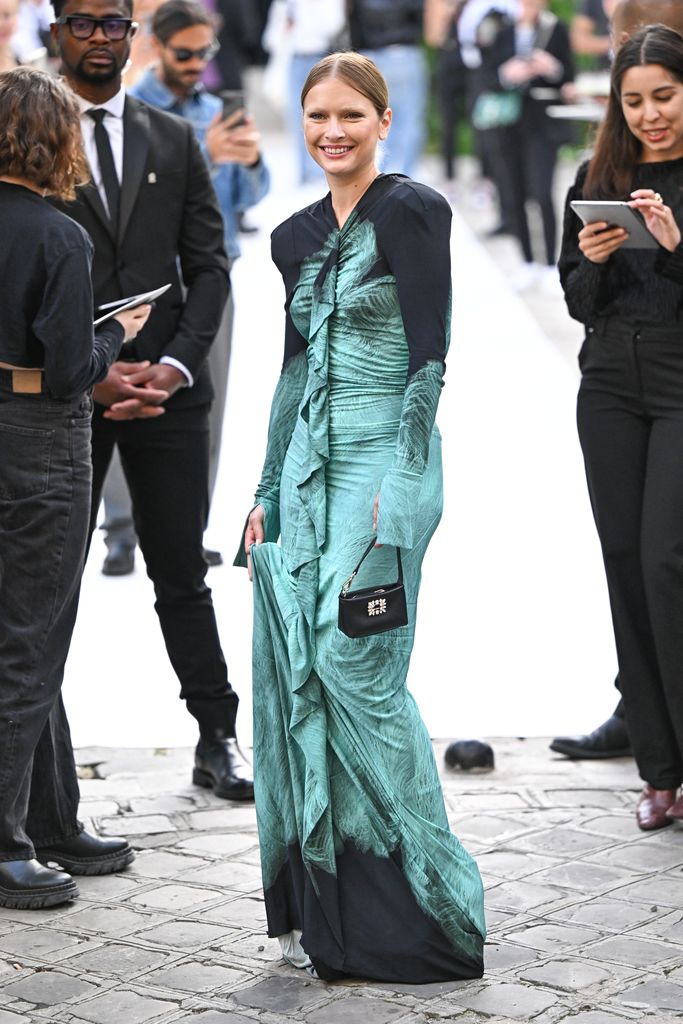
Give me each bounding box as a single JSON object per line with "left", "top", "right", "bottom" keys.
{"left": 558, "top": 158, "right": 683, "bottom": 325}
{"left": 0, "top": 181, "right": 122, "bottom": 399}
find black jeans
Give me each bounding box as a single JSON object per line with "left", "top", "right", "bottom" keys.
{"left": 487, "top": 116, "right": 559, "bottom": 265}
{"left": 577, "top": 317, "right": 683, "bottom": 789}
{"left": 90, "top": 403, "right": 239, "bottom": 735}
{"left": 0, "top": 378, "right": 90, "bottom": 860}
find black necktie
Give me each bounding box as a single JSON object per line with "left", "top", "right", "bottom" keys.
{"left": 87, "top": 108, "right": 119, "bottom": 229}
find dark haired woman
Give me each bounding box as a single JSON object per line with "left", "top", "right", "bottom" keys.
{"left": 0, "top": 66, "right": 150, "bottom": 908}
{"left": 559, "top": 24, "right": 683, "bottom": 831}
{"left": 239, "top": 51, "right": 485, "bottom": 982}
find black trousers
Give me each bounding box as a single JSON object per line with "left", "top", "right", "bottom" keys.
{"left": 577, "top": 317, "right": 683, "bottom": 789}
{"left": 0, "top": 380, "right": 90, "bottom": 859}
{"left": 486, "top": 116, "right": 559, "bottom": 265}
{"left": 91, "top": 403, "right": 239, "bottom": 735}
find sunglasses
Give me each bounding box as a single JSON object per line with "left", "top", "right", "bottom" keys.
{"left": 55, "top": 15, "right": 137, "bottom": 40}
{"left": 167, "top": 40, "right": 219, "bottom": 62}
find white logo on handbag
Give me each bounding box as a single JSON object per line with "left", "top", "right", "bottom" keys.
{"left": 368, "top": 598, "right": 387, "bottom": 617}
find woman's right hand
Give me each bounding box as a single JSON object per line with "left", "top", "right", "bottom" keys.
{"left": 578, "top": 222, "right": 628, "bottom": 264}
{"left": 245, "top": 504, "right": 265, "bottom": 581}
{"left": 113, "top": 304, "right": 152, "bottom": 342}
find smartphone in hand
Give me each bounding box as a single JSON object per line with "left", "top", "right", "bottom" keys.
{"left": 220, "top": 89, "right": 246, "bottom": 126}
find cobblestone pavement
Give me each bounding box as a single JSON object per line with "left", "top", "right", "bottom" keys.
{"left": 1, "top": 739, "right": 683, "bottom": 1023}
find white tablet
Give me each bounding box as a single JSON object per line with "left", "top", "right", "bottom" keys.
{"left": 570, "top": 200, "right": 659, "bottom": 250}
{"left": 93, "top": 284, "right": 172, "bottom": 326}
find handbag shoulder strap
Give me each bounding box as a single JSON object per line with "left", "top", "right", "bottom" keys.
{"left": 341, "top": 538, "right": 403, "bottom": 594}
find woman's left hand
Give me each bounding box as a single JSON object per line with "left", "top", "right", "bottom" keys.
{"left": 629, "top": 189, "right": 681, "bottom": 252}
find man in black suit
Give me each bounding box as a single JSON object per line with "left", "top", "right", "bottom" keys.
{"left": 50, "top": 0, "right": 253, "bottom": 800}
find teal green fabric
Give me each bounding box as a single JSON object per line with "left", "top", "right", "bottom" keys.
{"left": 247, "top": 181, "right": 485, "bottom": 973}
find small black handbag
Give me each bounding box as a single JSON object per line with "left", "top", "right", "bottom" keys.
{"left": 338, "top": 538, "right": 408, "bottom": 638}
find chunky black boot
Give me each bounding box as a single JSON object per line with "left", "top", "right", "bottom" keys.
{"left": 193, "top": 731, "right": 254, "bottom": 801}
{"left": 0, "top": 859, "right": 79, "bottom": 909}
{"left": 35, "top": 831, "right": 135, "bottom": 876}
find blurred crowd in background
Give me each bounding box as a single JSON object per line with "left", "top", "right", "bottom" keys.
{"left": 1, "top": 0, "right": 614, "bottom": 277}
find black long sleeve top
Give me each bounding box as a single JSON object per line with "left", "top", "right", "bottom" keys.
{"left": 559, "top": 158, "right": 683, "bottom": 325}
{"left": 0, "top": 181, "right": 123, "bottom": 399}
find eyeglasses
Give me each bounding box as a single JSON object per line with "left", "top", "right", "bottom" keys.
{"left": 167, "top": 40, "right": 219, "bottom": 62}
{"left": 55, "top": 15, "right": 137, "bottom": 40}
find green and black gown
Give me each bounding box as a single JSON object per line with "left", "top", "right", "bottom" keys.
{"left": 242, "top": 174, "right": 485, "bottom": 983}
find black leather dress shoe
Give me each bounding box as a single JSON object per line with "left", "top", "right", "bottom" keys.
{"left": 35, "top": 831, "right": 135, "bottom": 876}
{"left": 102, "top": 542, "right": 135, "bottom": 576}
{"left": 445, "top": 739, "right": 495, "bottom": 771}
{"left": 193, "top": 733, "right": 254, "bottom": 801}
{"left": 202, "top": 547, "right": 224, "bottom": 567}
{"left": 549, "top": 713, "right": 632, "bottom": 759}
{"left": 0, "top": 859, "right": 78, "bottom": 909}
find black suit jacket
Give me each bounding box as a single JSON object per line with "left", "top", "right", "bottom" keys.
{"left": 55, "top": 95, "right": 230, "bottom": 409}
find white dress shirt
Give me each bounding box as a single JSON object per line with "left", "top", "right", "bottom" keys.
{"left": 77, "top": 87, "right": 191, "bottom": 385}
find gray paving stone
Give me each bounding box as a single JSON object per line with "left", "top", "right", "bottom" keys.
{"left": 71, "top": 988, "right": 179, "bottom": 1023}
{"left": 544, "top": 790, "right": 620, "bottom": 809}
{"left": 484, "top": 943, "right": 540, "bottom": 971}
{"left": 550, "top": 897, "right": 662, "bottom": 931}
{"left": 144, "top": 961, "right": 249, "bottom": 993}
{"left": 556, "top": 1013, "right": 632, "bottom": 1023}
{"left": 485, "top": 908, "right": 519, "bottom": 931}
{"left": 0, "top": 1012, "right": 29, "bottom": 1024}
{"left": 0, "top": 928, "right": 89, "bottom": 958}
{"left": 78, "top": 800, "right": 121, "bottom": 817}
{"left": 183, "top": 861, "right": 263, "bottom": 892}
{"left": 515, "top": 828, "right": 609, "bottom": 858}
{"left": 633, "top": 909, "right": 683, "bottom": 942}
{"left": 197, "top": 897, "right": 266, "bottom": 930}
{"left": 62, "top": 942, "right": 170, "bottom": 976}
{"left": 222, "top": 931, "right": 283, "bottom": 963}
{"left": 455, "top": 981, "right": 559, "bottom": 1018}
{"left": 67, "top": 905, "right": 164, "bottom": 937}
{"left": 616, "top": 978, "right": 683, "bottom": 1011}
{"left": 307, "top": 995, "right": 406, "bottom": 1023}
{"left": 175, "top": 835, "right": 257, "bottom": 857}
{"left": 130, "top": 850, "right": 211, "bottom": 878}
{"left": 100, "top": 814, "right": 177, "bottom": 835}
{"left": 129, "top": 795, "right": 197, "bottom": 814}
{"left": 528, "top": 862, "right": 627, "bottom": 893}
{"left": 232, "top": 976, "right": 325, "bottom": 1012}
{"left": 518, "top": 960, "right": 612, "bottom": 992}
{"left": 615, "top": 875, "right": 683, "bottom": 908}
{"left": 1, "top": 969, "right": 99, "bottom": 1004}
{"left": 170, "top": 1014, "right": 255, "bottom": 1024}
{"left": 186, "top": 809, "right": 258, "bottom": 831}
{"left": 485, "top": 879, "right": 570, "bottom": 912}
{"left": 127, "top": 884, "right": 225, "bottom": 913}
{"left": 72, "top": 874, "right": 142, "bottom": 901}
{"left": 448, "top": 815, "right": 530, "bottom": 843}
{"left": 504, "top": 923, "right": 600, "bottom": 953}
{"left": 134, "top": 920, "right": 237, "bottom": 950}
{"left": 587, "top": 935, "right": 680, "bottom": 967}
{"left": 587, "top": 842, "right": 683, "bottom": 874}
{"left": 475, "top": 850, "right": 559, "bottom": 880}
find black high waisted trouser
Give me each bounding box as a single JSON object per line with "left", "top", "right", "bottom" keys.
{"left": 577, "top": 316, "right": 683, "bottom": 790}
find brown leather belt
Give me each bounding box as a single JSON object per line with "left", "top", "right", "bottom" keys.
{"left": 0, "top": 361, "right": 43, "bottom": 394}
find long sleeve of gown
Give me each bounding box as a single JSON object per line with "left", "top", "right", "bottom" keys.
{"left": 376, "top": 185, "right": 452, "bottom": 549}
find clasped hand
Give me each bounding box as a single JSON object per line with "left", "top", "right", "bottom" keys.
{"left": 93, "top": 361, "right": 185, "bottom": 420}
{"left": 579, "top": 188, "right": 681, "bottom": 264}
